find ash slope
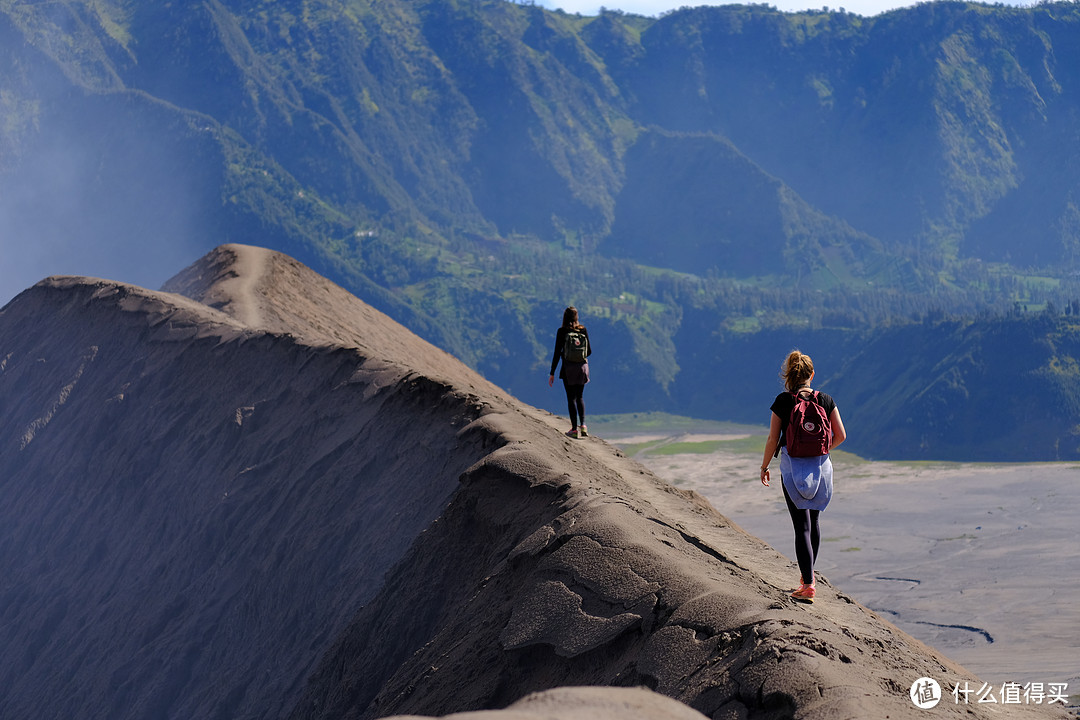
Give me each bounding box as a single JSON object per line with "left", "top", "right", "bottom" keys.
{"left": 0, "top": 246, "right": 498, "bottom": 720}
{"left": 0, "top": 245, "right": 1063, "bottom": 720}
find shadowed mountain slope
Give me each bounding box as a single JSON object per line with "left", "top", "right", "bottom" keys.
{"left": 0, "top": 246, "right": 1066, "bottom": 720}
{"left": 0, "top": 249, "right": 497, "bottom": 719}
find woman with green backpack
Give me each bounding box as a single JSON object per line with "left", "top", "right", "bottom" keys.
{"left": 548, "top": 306, "right": 592, "bottom": 439}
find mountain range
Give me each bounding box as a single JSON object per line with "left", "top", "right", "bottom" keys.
{"left": 2, "top": 0, "right": 1080, "bottom": 458}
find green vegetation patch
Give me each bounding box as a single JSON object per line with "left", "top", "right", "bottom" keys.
{"left": 589, "top": 412, "right": 761, "bottom": 435}
{"left": 647, "top": 440, "right": 726, "bottom": 455}
{"left": 713, "top": 434, "right": 771, "bottom": 454}
{"left": 613, "top": 439, "right": 667, "bottom": 456}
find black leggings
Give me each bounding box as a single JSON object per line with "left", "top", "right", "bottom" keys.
{"left": 783, "top": 481, "right": 821, "bottom": 584}
{"left": 563, "top": 382, "right": 585, "bottom": 428}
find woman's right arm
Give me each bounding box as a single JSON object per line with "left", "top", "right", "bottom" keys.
{"left": 760, "top": 412, "right": 782, "bottom": 486}
{"left": 548, "top": 328, "right": 563, "bottom": 385}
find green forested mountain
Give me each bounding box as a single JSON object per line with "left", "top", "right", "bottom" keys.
{"left": 2, "top": 0, "right": 1080, "bottom": 459}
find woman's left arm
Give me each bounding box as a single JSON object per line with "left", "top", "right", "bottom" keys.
{"left": 829, "top": 407, "right": 847, "bottom": 450}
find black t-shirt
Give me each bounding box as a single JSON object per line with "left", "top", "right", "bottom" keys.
{"left": 771, "top": 390, "right": 837, "bottom": 449}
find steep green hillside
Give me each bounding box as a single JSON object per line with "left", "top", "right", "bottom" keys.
{"left": 618, "top": 2, "right": 1080, "bottom": 265}
{"left": 654, "top": 310, "right": 1080, "bottom": 461}
{"left": 833, "top": 312, "right": 1080, "bottom": 460}
{"left": 3, "top": 0, "right": 1080, "bottom": 458}
{"left": 606, "top": 128, "right": 891, "bottom": 283}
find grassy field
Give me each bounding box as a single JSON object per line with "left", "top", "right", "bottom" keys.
{"left": 589, "top": 412, "right": 865, "bottom": 464}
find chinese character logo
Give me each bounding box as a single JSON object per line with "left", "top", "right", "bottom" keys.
{"left": 951, "top": 680, "right": 1071, "bottom": 706}
{"left": 911, "top": 677, "right": 942, "bottom": 709}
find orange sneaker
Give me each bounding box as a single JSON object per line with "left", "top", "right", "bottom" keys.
{"left": 565, "top": 428, "right": 580, "bottom": 439}
{"left": 791, "top": 584, "right": 816, "bottom": 602}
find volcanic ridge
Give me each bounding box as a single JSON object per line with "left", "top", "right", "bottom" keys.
{"left": 0, "top": 245, "right": 1065, "bottom": 720}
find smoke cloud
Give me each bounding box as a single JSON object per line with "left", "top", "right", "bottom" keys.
{"left": 0, "top": 100, "right": 223, "bottom": 308}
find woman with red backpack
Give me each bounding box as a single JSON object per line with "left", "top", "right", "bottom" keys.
{"left": 759, "top": 350, "right": 847, "bottom": 602}
{"left": 548, "top": 306, "right": 592, "bottom": 439}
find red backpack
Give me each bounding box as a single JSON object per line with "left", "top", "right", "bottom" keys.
{"left": 786, "top": 389, "right": 832, "bottom": 457}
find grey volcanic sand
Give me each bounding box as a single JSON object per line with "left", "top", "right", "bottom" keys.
{"left": 385, "top": 686, "right": 712, "bottom": 720}
{"left": 604, "top": 429, "right": 1080, "bottom": 694}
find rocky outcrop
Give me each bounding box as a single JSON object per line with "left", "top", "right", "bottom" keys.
{"left": 0, "top": 246, "right": 1065, "bottom": 720}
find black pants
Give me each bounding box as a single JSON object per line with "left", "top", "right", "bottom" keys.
{"left": 563, "top": 382, "right": 585, "bottom": 428}
{"left": 783, "top": 481, "right": 820, "bottom": 584}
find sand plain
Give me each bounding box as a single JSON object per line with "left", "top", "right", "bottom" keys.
{"left": 598, "top": 421, "right": 1080, "bottom": 703}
